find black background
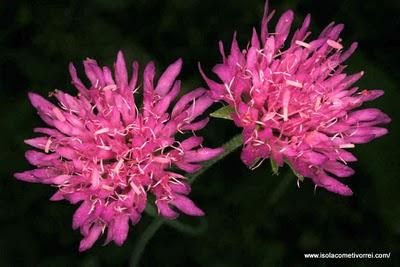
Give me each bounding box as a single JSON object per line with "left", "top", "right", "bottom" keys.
{"left": 0, "top": 0, "right": 399, "bottom": 266}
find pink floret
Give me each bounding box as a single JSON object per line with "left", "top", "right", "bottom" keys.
{"left": 201, "top": 3, "right": 390, "bottom": 196}
{"left": 15, "top": 51, "right": 223, "bottom": 251}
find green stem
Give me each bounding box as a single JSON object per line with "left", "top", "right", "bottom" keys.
{"left": 267, "top": 170, "right": 293, "bottom": 206}
{"left": 130, "top": 134, "right": 243, "bottom": 267}
{"left": 129, "top": 218, "right": 165, "bottom": 267}
{"left": 164, "top": 217, "right": 208, "bottom": 236}
{"left": 144, "top": 204, "right": 207, "bottom": 235}
{"left": 188, "top": 134, "right": 243, "bottom": 184}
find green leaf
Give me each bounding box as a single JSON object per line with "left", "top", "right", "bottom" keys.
{"left": 270, "top": 159, "right": 279, "bottom": 175}
{"left": 285, "top": 160, "right": 304, "bottom": 182}
{"left": 210, "top": 106, "right": 234, "bottom": 120}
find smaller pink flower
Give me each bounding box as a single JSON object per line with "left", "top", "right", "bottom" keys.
{"left": 15, "top": 51, "right": 222, "bottom": 251}
{"left": 200, "top": 3, "right": 390, "bottom": 196}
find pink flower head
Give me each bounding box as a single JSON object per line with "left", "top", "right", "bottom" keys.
{"left": 200, "top": 3, "right": 390, "bottom": 196}
{"left": 15, "top": 51, "right": 223, "bottom": 251}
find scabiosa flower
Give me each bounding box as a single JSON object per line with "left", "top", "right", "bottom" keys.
{"left": 200, "top": 3, "right": 390, "bottom": 196}
{"left": 15, "top": 51, "right": 223, "bottom": 251}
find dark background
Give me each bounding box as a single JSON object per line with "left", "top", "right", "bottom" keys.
{"left": 1, "top": 0, "right": 399, "bottom": 266}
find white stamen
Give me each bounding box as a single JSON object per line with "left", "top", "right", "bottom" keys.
{"left": 91, "top": 170, "right": 100, "bottom": 188}
{"left": 295, "top": 40, "right": 311, "bottom": 48}
{"left": 282, "top": 90, "right": 291, "bottom": 121}
{"left": 97, "top": 137, "right": 111, "bottom": 150}
{"left": 314, "top": 96, "right": 322, "bottom": 111}
{"left": 97, "top": 145, "right": 111, "bottom": 150}
{"left": 262, "top": 112, "right": 276, "bottom": 122}
{"left": 331, "top": 133, "right": 340, "bottom": 140}
{"left": 44, "top": 138, "right": 52, "bottom": 153}
{"left": 170, "top": 176, "right": 184, "bottom": 186}
{"left": 130, "top": 182, "right": 142, "bottom": 195}
{"left": 339, "top": 143, "right": 355, "bottom": 149}
{"left": 153, "top": 156, "right": 171, "bottom": 164}
{"left": 89, "top": 202, "right": 97, "bottom": 214}
{"left": 115, "top": 206, "right": 127, "bottom": 213}
{"left": 52, "top": 107, "right": 66, "bottom": 121}
{"left": 327, "top": 39, "right": 343, "bottom": 50}
{"left": 285, "top": 80, "right": 303, "bottom": 88}
{"left": 102, "top": 84, "right": 117, "bottom": 91}
{"left": 94, "top": 127, "right": 110, "bottom": 135}
{"left": 100, "top": 159, "right": 104, "bottom": 173}
{"left": 152, "top": 179, "right": 162, "bottom": 189}
{"left": 113, "top": 159, "right": 124, "bottom": 173}
{"left": 250, "top": 158, "right": 265, "bottom": 170}
{"left": 102, "top": 184, "right": 114, "bottom": 191}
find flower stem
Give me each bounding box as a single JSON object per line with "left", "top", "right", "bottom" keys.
{"left": 164, "top": 217, "right": 208, "bottom": 235}
{"left": 130, "top": 133, "right": 243, "bottom": 267}
{"left": 129, "top": 218, "right": 165, "bottom": 267}
{"left": 267, "top": 170, "right": 294, "bottom": 206}
{"left": 144, "top": 204, "right": 208, "bottom": 235}
{"left": 188, "top": 133, "right": 243, "bottom": 184}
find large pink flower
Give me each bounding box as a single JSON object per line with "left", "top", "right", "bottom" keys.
{"left": 15, "top": 51, "right": 222, "bottom": 251}
{"left": 200, "top": 4, "right": 390, "bottom": 196}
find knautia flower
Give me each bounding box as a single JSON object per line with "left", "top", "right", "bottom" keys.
{"left": 200, "top": 3, "right": 390, "bottom": 196}
{"left": 15, "top": 51, "right": 223, "bottom": 251}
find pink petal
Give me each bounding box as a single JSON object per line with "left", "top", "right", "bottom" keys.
{"left": 180, "top": 136, "right": 203, "bottom": 150}
{"left": 274, "top": 10, "right": 294, "bottom": 49}
{"left": 111, "top": 215, "right": 129, "bottom": 246}
{"left": 313, "top": 173, "right": 353, "bottom": 196}
{"left": 73, "top": 201, "right": 92, "bottom": 229}
{"left": 175, "top": 162, "right": 202, "bottom": 173}
{"left": 79, "top": 223, "right": 103, "bottom": 252}
{"left": 180, "top": 117, "right": 210, "bottom": 131}
{"left": 14, "top": 171, "right": 37, "bottom": 183}
{"left": 129, "top": 61, "right": 139, "bottom": 90}
{"left": 184, "top": 148, "right": 223, "bottom": 162}
{"left": 156, "top": 200, "right": 179, "bottom": 219}
{"left": 323, "top": 161, "right": 355, "bottom": 177}
{"left": 68, "top": 63, "right": 89, "bottom": 97}
{"left": 171, "top": 88, "right": 206, "bottom": 118}
{"left": 114, "top": 51, "right": 129, "bottom": 92}
{"left": 346, "top": 108, "right": 386, "bottom": 124}
{"left": 155, "top": 58, "right": 182, "bottom": 96}
{"left": 170, "top": 194, "right": 204, "bottom": 216}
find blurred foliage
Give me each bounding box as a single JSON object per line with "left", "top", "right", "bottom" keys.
{"left": 0, "top": 0, "right": 399, "bottom": 266}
